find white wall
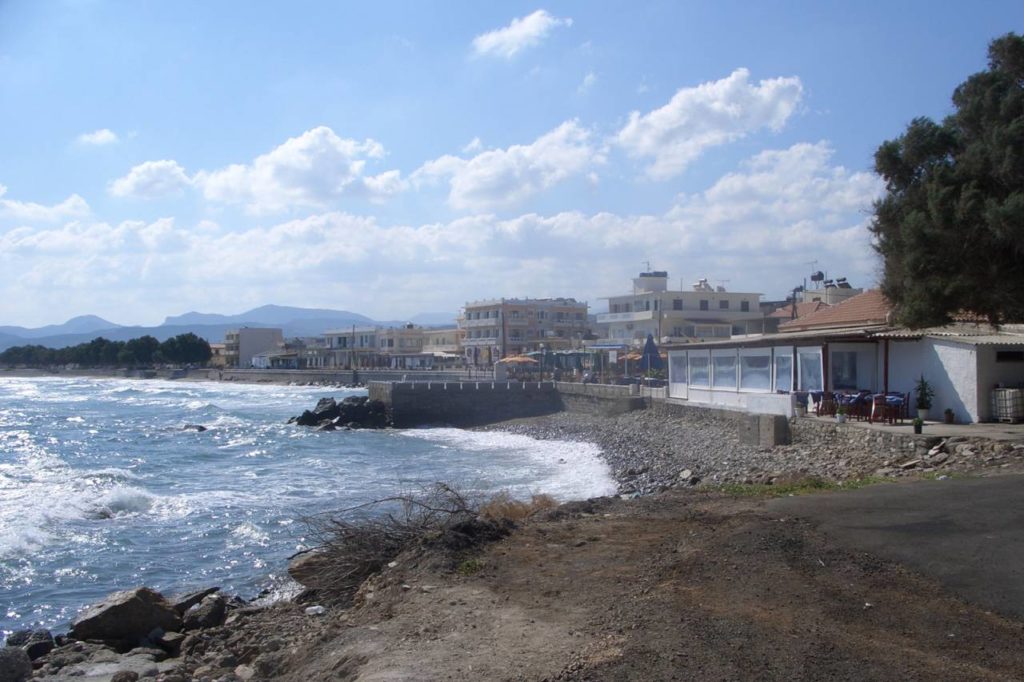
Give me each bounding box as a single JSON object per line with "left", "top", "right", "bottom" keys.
{"left": 888, "top": 339, "right": 978, "bottom": 422}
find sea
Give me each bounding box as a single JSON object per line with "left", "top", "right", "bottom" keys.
{"left": 0, "top": 377, "right": 615, "bottom": 637}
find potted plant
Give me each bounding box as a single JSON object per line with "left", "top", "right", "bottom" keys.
{"left": 912, "top": 417, "right": 924, "bottom": 434}
{"left": 943, "top": 407, "right": 955, "bottom": 424}
{"left": 793, "top": 392, "right": 808, "bottom": 418}
{"left": 836, "top": 404, "right": 848, "bottom": 424}
{"left": 915, "top": 375, "right": 934, "bottom": 421}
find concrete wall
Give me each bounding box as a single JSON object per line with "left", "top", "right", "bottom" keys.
{"left": 889, "top": 339, "right": 978, "bottom": 421}
{"left": 213, "top": 368, "right": 471, "bottom": 384}
{"left": 370, "top": 381, "right": 563, "bottom": 427}
{"left": 553, "top": 381, "right": 647, "bottom": 416}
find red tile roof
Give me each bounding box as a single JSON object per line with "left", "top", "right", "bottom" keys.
{"left": 778, "top": 289, "right": 892, "bottom": 332}
{"left": 768, "top": 300, "right": 830, "bottom": 320}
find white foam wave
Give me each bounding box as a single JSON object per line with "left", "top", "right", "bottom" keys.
{"left": 398, "top": 428, "right": 617, "bottom": 501}
{"left": 86, "top": 486, "right": 154, "bottom": 519}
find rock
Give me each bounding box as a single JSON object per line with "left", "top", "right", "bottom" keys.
{"left": 304, "top": 605, "right": 326, "bottom": 616}
{"left": 235, "top": 664, "right": 257, "bottom": 681}
{"left": 111, "top": 672, "right": 139, "bottom": 682}
{"left": 294, "top": 410, "right": 319, "bottom": 426}
{"left": 183, "top": 424, "right": 207, "bottom": 432}
{"left": 678, "top": 469, "right": 692, "bottom": 480}
{"left": 900, "top": 459, "right": 922, "bottom": 470}
{"left": 171, "top": 587, "right": 221, "bottom": 615}
{"left": 928, "top": 444, "right": 945, "bottom": 457}
{"left": 312, "top": 397, "right": 340, "bottom": 421}
{"left": 153, "top": 631, "right": 185, "bottom": 656}
{"left": 70, "top": 587, "right": 181, "bottom": 644}
{"left": 182, "top": 594, "right": 227, "bottom": 631}
{"left": 288, "top": 550, "right": 329, "bottom": 587}
{"left": 6, "top": 629, "right": 54, "bottom": 660}
{"left": 316, "top": 421, "right": 336, "bottom": 431}
{"left": 928, "top": 452, "right": 949, "bottom": 465}
{"left": 0, "top": 647, "right": 32, "bottom": 682}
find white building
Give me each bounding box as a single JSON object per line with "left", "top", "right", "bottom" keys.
{"left": 665, "top": 290, "right": 1024, "bottom": 423}
{"left": 595, "top": 271, "right": 764, "bottom": 347}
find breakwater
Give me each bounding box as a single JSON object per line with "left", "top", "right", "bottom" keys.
{"left": 368, "top": 380, "right": 648, "bottom": 427}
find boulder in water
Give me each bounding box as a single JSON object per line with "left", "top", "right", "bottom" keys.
{"left": 0, "top": 646, "right": 32, "bottom": 682}
{"left": 5, "top": 629, "right": 54, "bottom": 660}
{"left": 181, "top": 594, "right": 227, "bottom": 631}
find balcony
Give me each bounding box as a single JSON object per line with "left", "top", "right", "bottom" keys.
{"left": 595, "top": 311, "right": 655, "bottom": 324}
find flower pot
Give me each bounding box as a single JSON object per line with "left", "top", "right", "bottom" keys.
{"left": 913, "top": 424, "right": 923, "bottom": 434}
{"left": 943, "top": 410, "right": 955, "bottom": 424}
{"left": 836, "top": 414, "right": 847, "bottom": 424}
{"left": 916, "top": 408, "right": 929, "bottom": 422}
{"left": 795, "top": 406, "right": 807, "bottom": 418}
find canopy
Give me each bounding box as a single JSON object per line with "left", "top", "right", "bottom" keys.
{"left": 496, "top": 355, "right": 539, "bottom": 365}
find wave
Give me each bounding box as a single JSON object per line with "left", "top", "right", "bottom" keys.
{"left": 85, "top": 486, "right": 154, "bottom": 519}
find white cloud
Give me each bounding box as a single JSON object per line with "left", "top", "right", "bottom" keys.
{"left": 462, "top": 137, "right": 483, "bottom": 154}
{"left": 109, "top": 160, "right": 193, "bottom": 199}
{"left": 577, "top": 71, "right": 597, "bottom": 94}
{"left": 616, "top": 68, "right": 804, "bottom": 179}
{"left": 0, "top": 184, "right": 90, "bottom": 222}
{"left": 1, "top": 141, "right": 883, "bottom": 326}
{"left": 412, "top": 120, "right": 603, "bottom": 211}
{"left": 472, "top": 9, "right": 572, "bottom": 59}
{"left": 195, "top": 126, "right": 403, "bottom": 213}
{"left": 77, "top": 129, "right": 119, "bottom": 146}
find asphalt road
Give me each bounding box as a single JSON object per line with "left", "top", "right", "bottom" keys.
{"left": 769, "top": 474, "right": 1024, "bottom": 620}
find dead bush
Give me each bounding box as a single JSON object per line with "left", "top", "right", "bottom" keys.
{"left": 479, "top": 492, "right": 559, "bottom": 523}
{"left": 297, "top": 484, "right": 558, "bottom": 604}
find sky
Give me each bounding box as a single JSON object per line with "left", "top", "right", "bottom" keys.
{"left": 0, "top": 1, "right": 1020, "bottom": 327}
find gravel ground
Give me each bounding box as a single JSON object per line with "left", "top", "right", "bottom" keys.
{"left": 479, "top": 409, "right": 1024, "bottom": 495}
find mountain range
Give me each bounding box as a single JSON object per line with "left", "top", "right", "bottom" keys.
{"left": 0, "top": 306, "right": 458, "bottom": 351}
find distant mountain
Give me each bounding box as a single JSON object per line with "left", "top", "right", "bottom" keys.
{"left": 0, "top": 315, "right": 122, "bottom": 340}
{"left": 163, "top": 305, "right": 374, "bottom": 327}
{"left": 0, "top": 306, "right": 459, "bottom": 352}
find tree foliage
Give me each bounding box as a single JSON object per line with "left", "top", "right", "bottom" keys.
{"left": 0, "top": 333, "right": 212, "bottom": 367}
{"left": 869, "top": 33, "right": 1024, "bottom": 327}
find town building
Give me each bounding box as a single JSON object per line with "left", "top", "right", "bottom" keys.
{"left": 323, "top": 326, "right": 378, "bottom": 368}
{"left": 594, "top": 272, "right": 765, "bottom": 347}
{"left": 460, "top": 298, "right": 588, "bottom": 366}
{"left": 223, "top": 327, "right": 284, "bottom": 368}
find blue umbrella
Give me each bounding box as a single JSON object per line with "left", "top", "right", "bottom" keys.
{"left": 640, "top": 333, "right": 663, "bottom": 371}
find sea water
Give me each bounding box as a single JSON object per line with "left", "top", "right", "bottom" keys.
{"left": 0, "top": 377, "right": 615, "bottom": 636}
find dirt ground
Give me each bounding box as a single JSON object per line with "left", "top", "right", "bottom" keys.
{"left": 199, "top": 488, "right": 1024, "bottom": 682}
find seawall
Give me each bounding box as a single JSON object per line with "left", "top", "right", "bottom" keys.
{"left": 368, "top": 380, "right": 647, "bottom": 427}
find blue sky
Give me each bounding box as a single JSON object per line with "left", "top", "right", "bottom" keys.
{"left": 0, "top": 1, "right": 1019, "bottom": 327}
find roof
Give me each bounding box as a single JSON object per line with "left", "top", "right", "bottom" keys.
{"left": 777, "top": 289, "right": 891, "bottom": 332}
{"left": 873, "top": 323, "right": 1024, "bottom": 346}
{"left": 768, "top": 300, "right": 830, "bottom": 320}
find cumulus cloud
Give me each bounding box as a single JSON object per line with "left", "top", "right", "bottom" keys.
{"left": 412, "top": 120, "right": 603, "bottom": 211}
{"left": 472, "top": 9, "right": 572, "bottom": 59}
{"left": 77, "top": 129, "right": 119, "bottom": 146}
{"left": 195, "top": 126, "right": 404, "bottom": 212}
{"left": 616, "top": 68, "right": 803, "bottom": 179}
{"left": 1, "top": 141, "right": 883, "bottom": 326}
{"left": 109, "top": 160, "right": 193, "bottom": 199}
{"left": 0, "top": 184, "right": 90, "bottom": 222}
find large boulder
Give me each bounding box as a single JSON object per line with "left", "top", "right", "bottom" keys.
{"left": 312, "top": 397, "right": 340, "bottom": 421}
{"left": 0, "top": 646, "right": 32, "bottom": 682}
{"left": 70, "top": 587, "right": 181, "bottom": 643}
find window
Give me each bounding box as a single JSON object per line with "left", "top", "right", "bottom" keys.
{"left": 797, "top": 348, "right": 823, "bottom": 391}
{"left": 670, "top": 353, "right": 687, "bottom": 385}
{"left": 740, "top": 352, "right": 772, "bottom": 391}
{"left": 512, "top": 310, "right": 519, "bottom": 319}
{"left": 719, "top": 300, "right": 729, "bottom": 309}
{"left": 644, "top": 300, "right": 651, "bottom": 311}
{"left": 612, "top": 304, "right": 619, "bottom": 313}
{"left": 774, "top": 352, "right": 793, "bottom": 392}
{"left": 712, "top": 354, "right": 737, "bottom": 389}
{"left": 689, "top": 354, "right": 710, "bottom": 387}
{"left": 741, "top": 300, "right": 750, "bottom": 312}
{"left": 699, "top": 299, "right": 709, "bottom": 311}
{"left": 673, "top": 299, "right": 683, "bottom": 310}
{"left": 653, "top": 300, "right": 659, "bottom": 310}
{"left": 831, "top": 351, "right": 858, "bottom": 390}
{"left": 672, "top": 326, "right": 684, "bottom": 337}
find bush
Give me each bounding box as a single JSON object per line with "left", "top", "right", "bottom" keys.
{"left": 299, "top": 484, "right": 549, "bottom": 604}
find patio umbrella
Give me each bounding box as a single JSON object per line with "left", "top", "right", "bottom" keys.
{"left": 640, "top": 333, "right": 663, "bottom": 371}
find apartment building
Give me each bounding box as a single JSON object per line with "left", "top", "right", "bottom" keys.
{"left": 323, "top": 326, "right": 378, "bottom": 368}
{"left": 223, "top": 327, "right": 284, "bottom": 368}
{"left": 595, "top": 272, "right": 764, "bottom": 346}
{"left": 460, "top": 298, "right": 588, "bottom": 366}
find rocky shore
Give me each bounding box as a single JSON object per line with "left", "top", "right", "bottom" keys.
{"left": 479, "top": 408, "right": 1024, "bottom": 494}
